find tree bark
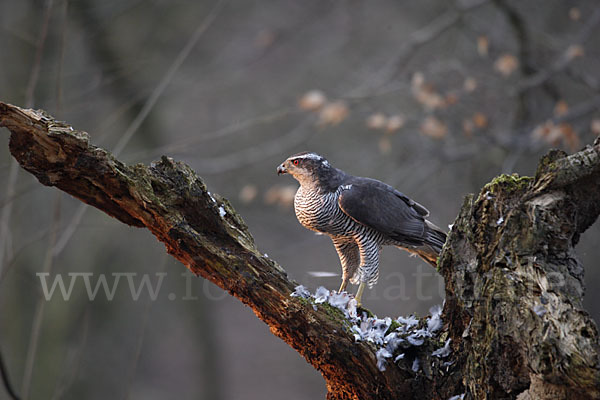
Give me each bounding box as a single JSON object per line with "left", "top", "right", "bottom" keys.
{"left": 1, "top": 101, "right": 599, "bottom": 399}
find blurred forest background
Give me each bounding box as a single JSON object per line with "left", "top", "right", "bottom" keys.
{"left": 1, "top": 0, "right": 599, "bottom": 399}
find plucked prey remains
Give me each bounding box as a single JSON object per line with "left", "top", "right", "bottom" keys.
{"left": 277, "top": 152, "right": 446, "bottom": 306}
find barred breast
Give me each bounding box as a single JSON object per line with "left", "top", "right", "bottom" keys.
{"left": 293, "top": 185, "right": 373, "bottom": 238}
{"left": 294, "top": 186, "right": 336, "bottom": 233}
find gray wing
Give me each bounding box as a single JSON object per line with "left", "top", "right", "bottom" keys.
{"left": 337, "top": 179, "right": 429, "bottom": 245}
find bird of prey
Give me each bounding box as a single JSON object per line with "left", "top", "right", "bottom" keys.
{"left": 277, "top": 152, "right": 446, "bottom": 306}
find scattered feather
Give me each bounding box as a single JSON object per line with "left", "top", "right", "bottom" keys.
{"left": 384, "top": 332, "right": 405, "bottom": 354}
{"left": 396, "top": 315, "right": 419, "bottom": 330}
{"left": 288, "top": 285, "right": 448, "bottom": 372}
{"left": 496, "top": 216, "right": 504, "bottom": 225}
{"left": 432, "top": 339, "right": 452, "bottom": 358}
{"left": 376, "top": 348, "right": 393, "bottom": 371}
{"left": 328, "top": 291, "right": 351, "bottom": 310}
{"left": 412, "top": 358, "right": 420, "bottom": 372}
{"left": 427, "top": 305, "right": 443, "bottom": 333}
{"left": 219, "top": 206, "right": 226, "bottom": 217}
{"left": 207, "top": 192, "right": 216, "bottom": 203}
{"left": 533, "top": 304, "right": 547, "bottom": 316}
{"left": 314, "top": 286, "right": 330, "bottom": 303}
{"left": 291, "top": 285, "right": 311, "bottom": 299}
{"left": 351, "top": 325, "right": 363, "bottom": 341}
{"left": 448, "top": 394, "right": 465, "bottom": 400}
{"left": 347, "top": 299, "right": 358, "bottom": 319}
{"left": 443, "top": 360, "right": 455, "bottom": 368}
{"left": 407, "top": 334, "right": 425, "bottom": 346}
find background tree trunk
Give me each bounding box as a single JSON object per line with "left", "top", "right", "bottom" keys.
{"left": 1, "top": 101, "right": 599, "bottom": 399}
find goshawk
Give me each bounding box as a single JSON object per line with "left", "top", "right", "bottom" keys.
{"left": 277, "top": 152, "right": 446, "bottom": 305}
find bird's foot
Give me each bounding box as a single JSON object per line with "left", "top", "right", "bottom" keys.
{"left": 354, "top": 282, "right": 366, "bottom": 308}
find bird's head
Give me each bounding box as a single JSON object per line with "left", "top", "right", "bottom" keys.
{"left": 277, "top": 152, "right": 333, "bottom": 187}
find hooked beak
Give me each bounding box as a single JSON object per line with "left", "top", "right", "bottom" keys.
{"left": 277, "top": 164, "right": 287, "bottom": 175}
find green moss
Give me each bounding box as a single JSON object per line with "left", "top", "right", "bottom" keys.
{"left": 479, "top": 174, "right": 533, "bottom": 201}
{"left": 358, "top": 306, "right": 375, "bottom": 319}
{"left": 315, "top": 302, "right": 355, "bottom": 332}
{"left": 386, "top": 320, "right": 402, "bottom": 335}
{"left": 534, "top": 149, "right": 567, "bottom": 180}
{"left": 486, "top": 173, "right": 532, "bottom": 193}
{"left": 319, "top": 302, "right": 347, "bottom": 321}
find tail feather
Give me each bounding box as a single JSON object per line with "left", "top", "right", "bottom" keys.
{"left": 415, "top": 221, "right": 447, "bottom": 267}
{"left": 414, "top": 247, "right": 440, "bottom": 268}
{"left": 424, "top": 220, "right": 447, "bottom": 253}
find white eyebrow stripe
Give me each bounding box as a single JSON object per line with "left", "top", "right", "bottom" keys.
{"left": 291, "top": 153, "right": 322, "bottom": 161}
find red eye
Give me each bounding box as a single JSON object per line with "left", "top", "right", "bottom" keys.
{"left": 293, "top": 159, "right": 299, "bottom": 166}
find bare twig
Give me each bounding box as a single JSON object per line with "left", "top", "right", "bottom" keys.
{"left": 350, "top": 0, "right": 490, "bottom": 97}
{"left": 21, "top": 193, "right": 61, "bottom": 400}
{"left": 121, "top": 256, "right": 167, "bottom": 400}
{"left": 4, "top": 6, "right": 54, "bottom": 396}
{"left": 113, "top": 0, "right": 227, "bottom": 157}
{"left": 54, "top": 0, "right": 69, "bottom": 116}
{"left": 0, "top": 347, "right": 20, "bottom": 400}
{"left": 516, "top": 7, "right": 600, "bottom": 93}
{"left": 194, "top": 115, "right": 316, "bottom": 174}
{"left": 126, "top": 106, "right": 297, "bottom": 161}
{"left": 0, "top": 0, "right": 55, "bottom": 282}
{"left": 53, "top": 0, "right": 228, "bottom": 256}
{"left": 0, "top": 162, "right": 19, "bottom": 279}
{"left": 24, "top": 0, "right": 54, "bottom": 109}
{"left": 50, "top": 308, "right": 90, "bottom": 400}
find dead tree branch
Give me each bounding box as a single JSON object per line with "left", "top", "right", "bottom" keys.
{"left": 1, "top": 102, "right": 599, "bottom": 399}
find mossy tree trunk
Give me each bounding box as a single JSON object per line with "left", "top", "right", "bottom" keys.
{"left": 1, "top": 102, "right": 599, "bottom": 399}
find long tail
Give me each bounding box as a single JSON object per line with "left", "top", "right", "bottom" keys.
{"left": 415, "top": 221, "right": 447, "bottom": 267}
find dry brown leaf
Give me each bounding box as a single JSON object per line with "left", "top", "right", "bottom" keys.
{"left": 472, "top": 112, "right": 488, "bottom": 129}
{"left": 494, "top": 54, "right": 519, "bottom": 77}
{"left": 411, "top": 72, "right": 425, "bottom": 89}
{"left": 385, "top": 115, "right": 405, "bottom": 133}
{"left": 445, "top": 93, "right": 459, "bottom": 106}
{"left": 559, "top": 123, "right": 579, "bottom": 151}
{"left": 239, "top": 184, "right": 258, "bottom": 204}
{"left": 566, "top": 44, "right": 584, "bottom": 60}
{"left": 591, "top": 118, "right": 600, "bottom": 135}
{"left": 532, "top": 121, "right": 561, "bottom": 144}
{"left": 411, "top": 72, "right": 445, "bottom": 110}
{"left": 318, "top": 101, "right": 349, "bottom": 126}
{"left": 569, "top": 7, "right": 581, "bottom": 21}
{"left": 255, "top": 29, "right": 276, "bottom": 49}
{"left": 379, "top": 137, "right": 392, "bottom": 154}
{"left": 264, "top": 185, "right": 296, "bottom": 209}
{"left": 420, "top": 116, "right": 448, "bottom": 139}
{"left": 366, "top": 113, "right": 387, "bottom": 130}
{"left": 298, "top": 90, "right": 326, "bottom": 111}
{"left": 532, "top": 120, "right": 580, "bottom": 151}
{"left": 477, "top": 36, "right": 489, "bottom": 57}
{"left": 463, "top": 77, "right": 477, "bottom": 92}
{"left": 414, "top": 86, "right": 445, "bottom": 110}
{"left": 553, "top": 100, "right": 569, "bottom": 117}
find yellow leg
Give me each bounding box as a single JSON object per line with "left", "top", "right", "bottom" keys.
{"left": 355, "top": 282, "right": 366, "bottom": 307}
{"left": 338, "top": 279, "right": 349, "bottom": 293}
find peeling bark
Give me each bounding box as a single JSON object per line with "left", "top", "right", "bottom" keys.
{"left": 1, "top": 102, "right": 599, "bottom": 399}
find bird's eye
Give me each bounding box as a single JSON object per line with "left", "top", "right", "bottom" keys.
{"left": 293, "top": 159, "right": 299, "bottom": 166}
